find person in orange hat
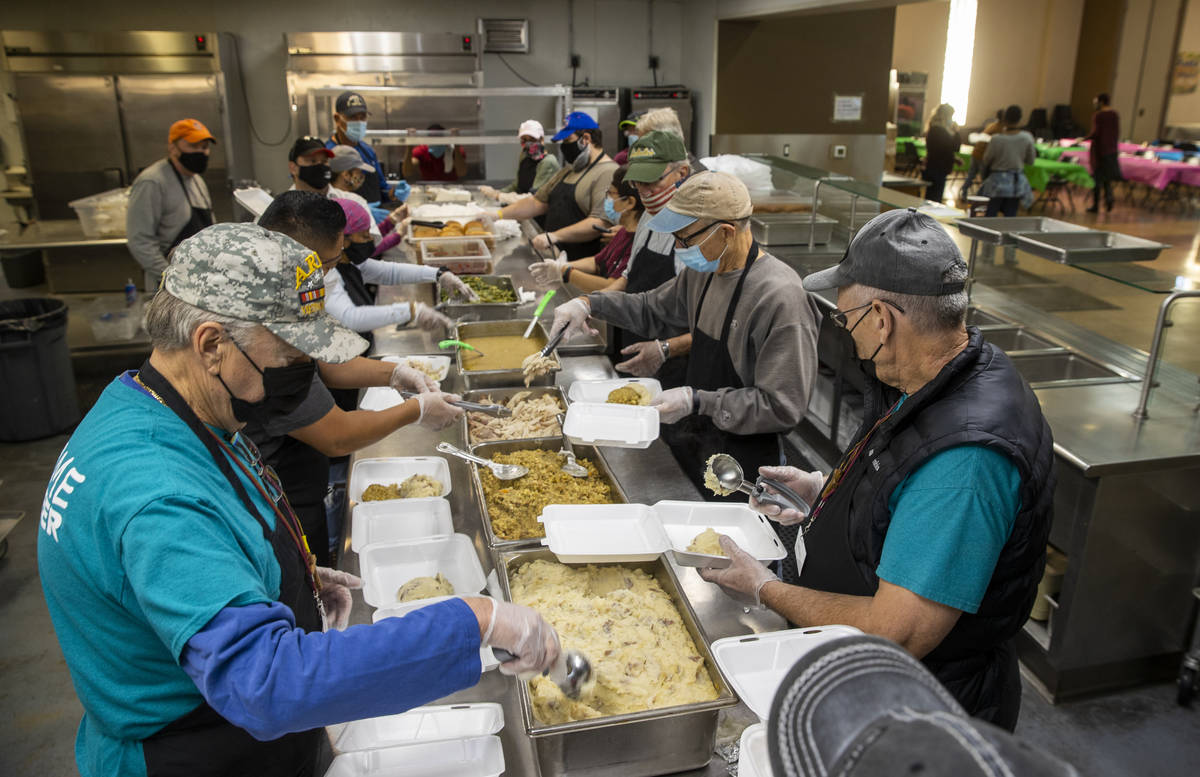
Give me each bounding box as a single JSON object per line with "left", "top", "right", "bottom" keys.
{"left": 126, "top": 119, "right": 218, "bottom": 291}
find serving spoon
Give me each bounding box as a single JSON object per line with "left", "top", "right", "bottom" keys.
{"left": 708, "top": 453, "right": 811, "bottom": 518}
{"left": 436, "top": 442, "right": 528, "bottom": 480}
{"left": 492, "top": 648, "right": 593, "bottom": 699}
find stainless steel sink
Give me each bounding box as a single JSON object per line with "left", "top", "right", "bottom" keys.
{"left": 981, "top": 327, "right": 1058, "bottom": 352}
{"left": 967, "top": 307, "right": 1010, "bottom": 327}
{"left": 955, "top": 217, "right": 1089, "bottom": 245}
{"left": 1013, "top": 231, "right": 1170, "bottom": 264}
{"left": 1008, "top": 352, "right": 1135, "bottom": 387}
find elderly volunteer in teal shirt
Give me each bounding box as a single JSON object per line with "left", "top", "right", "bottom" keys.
{"left": 38, "top": 223, "right": 560, "bottom": 777}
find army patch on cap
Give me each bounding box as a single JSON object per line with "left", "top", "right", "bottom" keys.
{"left": 299, "top": 286, "right": 326, "bottom": 316}
{"left": 295, "top": 252, "right": 323, "bottom": 290}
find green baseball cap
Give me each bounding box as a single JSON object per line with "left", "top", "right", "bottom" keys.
{"left": 624, "top": 130, "right": 687, "bottom": 183}
{"left": 163, "top": 223, "right": 368, "bottom": 363}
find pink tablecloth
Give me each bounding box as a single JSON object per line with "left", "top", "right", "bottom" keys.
{"left": 1064, "top": 139, "right": 1147, "bottom": 154}
{"left": 1059, "top": 150, "right": 1200, "bottom": 190}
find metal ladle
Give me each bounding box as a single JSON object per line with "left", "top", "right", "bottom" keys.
{"left": 708, "top": 453, "right": 811, "bottom": 518}
{"left": 492, "top": 648, "right": 593, "bottom": 699}
{"left": 556, "top": 414, "right": 589, "bottom": 478}
{"left": 436, "top": 442, "right": 528, "bottom": 480}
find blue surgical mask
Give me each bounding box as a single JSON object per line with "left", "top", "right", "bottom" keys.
{"left": 626, "top": 133, "right": 639, "bottom": 145}
{"left": 603, "top": 196, "right": 620, "bottom": 223}
{"left": 345, "top": 120, "right": 367, "bottom": 143}
{"left": 428, "top": 145, "right": 447, "bottom": 159}
{"left": 676, "top": 226, "right": 727, "bottom": 273}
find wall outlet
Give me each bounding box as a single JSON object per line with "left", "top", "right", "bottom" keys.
{"left": 570, "top": 54, "right": 581, "bottom": 68}
{"left": 832, "top": 145, "right": 848, "bottom": 159}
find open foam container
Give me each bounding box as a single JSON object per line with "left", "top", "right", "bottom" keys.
{"left": 349, "top": 457, "right": 452, "bottom": 504}
{"left": 380, "top": 354, "right": 452, "bottom": 382}
{"left": 324, "top": 735, "right": 504, "bottom": 777}
{"left": 710, "top": 625, "right": 863, "bottom": 718}
{"left": 351, "top": 498, "right": 453, "bottom": 552}
{"left": 562, "top": 402, "right": 660, "bottom": 449}
{"left": 737, "top": 723, "right": 773, "bottom": 777}
{"left": 372, "top": 599, "right": 500, "bottom": 672}
{"left": 567, "top": 377, "right": 662, "bottom": 404}
{"left": 537, "top": 500, "right": 787, "bottom": 566}
{"left": 359, "top": 534, "right": 487, "bottom": 608}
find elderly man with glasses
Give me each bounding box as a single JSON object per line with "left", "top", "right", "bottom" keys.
{"left": 698, "top": 208, "right": 1055, "bottom": 732}
{"left": 550, "top": 172, "right": 822, "bottom": 577}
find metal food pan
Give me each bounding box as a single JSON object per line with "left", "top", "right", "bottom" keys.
{"left": 453, "top": 319, "right": 560, "bottom": 391}
{"left": 496, "top": 547, "right": 736, "bottom": 777}
{"left": 468, "top": 437, "right": 628, "bottom": 551}
{"left": 459, "top": 386, "right": 568, "bottom": 446}
{"left": 953, "top": 217, "right": 1088, "bottom": 246}
{"left": 1012, "top": 230, "right": 1170, "bottom": 264}
{"left": 438, "top": 274, "right": 522, "bottom": 321}
{"left": 750, "top": 213, "right": 837, "bottom": 246}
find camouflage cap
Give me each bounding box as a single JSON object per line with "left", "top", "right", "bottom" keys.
{"left": 164, "top": 223, "right": 367, "bottom": 363}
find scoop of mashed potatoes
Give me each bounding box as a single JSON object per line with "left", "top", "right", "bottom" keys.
{"left": 686, "top": 528, "right": 725, "bottom": 556}
{"left": 703, "top": 455, "right": 735, "bottom": 496}
{"left": 399, "top": 473, "right": 443, "bottom": 498}
{"left": 396, "top": 573, "right": 454, "bottom": 602}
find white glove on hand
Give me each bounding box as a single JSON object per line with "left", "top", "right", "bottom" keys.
{"left": 548, "top": 297, "right": 598, "bottom": 342}
{"left": 530, "top": 251, "right": 568, "bottom": 288}
{"left": 481, "top": 598, "right": 562, "bottom": 678}
{"left": 415, "top": 392, "right": 464, "bottom": 430}
{"left": 386, "top": 204, "right": 409, "bottom": 225}
{"left": 478, "top": 185, "right": 499, "bottom": 200}
{"left": 389, "top": 364, "right": 439, "bottom": 394}
{"left": 531, "top": 232, "right": 554, "bottom": 252}
{"left": 697, "top": 535, "right": 780, "bottom": 608}
{"left": 438, "top": 271, "right": 478, "bottom": 301}
{"left": 615, "top": 340, "right": 666, "bottom": 377}
{"left": 317, "top": 566, "right": 362, "bottom": 631}
{"left": 649, "top": 386, "right": 694, "bottom": 424}
{"left": 410, "top": 301, "right": 452, "bottom": 332}
{"left": 751, "top": 466, "right": 826, "bottom": 526}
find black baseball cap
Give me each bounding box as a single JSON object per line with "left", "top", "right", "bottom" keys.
{"left": 289, "top": 136, "right": 334, "bottom": 163}
{"left": 335, "top": 91, "right": 370, "bottom": 117}
{"left": 803, "top": 208, "right": 966, "bottom": 296}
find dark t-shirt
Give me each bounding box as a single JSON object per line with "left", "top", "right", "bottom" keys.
{"left": 925, "top": 125, "right": 961, "bottom": 177}
{"left": 243, "top": 374, "right": 335, "bottom": 463}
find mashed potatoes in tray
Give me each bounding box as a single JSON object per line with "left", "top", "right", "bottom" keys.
{"left": 510, "top": 559, "right": 719, "bottom": 725}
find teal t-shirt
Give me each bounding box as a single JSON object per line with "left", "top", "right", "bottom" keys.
{"left": 37, "top": 375, "right": 283, "bottom": 777}
{"left": 876, "top": 443, "right": 1022, "bottom": 614}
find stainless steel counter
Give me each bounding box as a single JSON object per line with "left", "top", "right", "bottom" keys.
{"left": 0, "top": 219, "right": 127, "bottom": 249}
{"left": 0, "top": 219, "right": 140, "bottom": 294}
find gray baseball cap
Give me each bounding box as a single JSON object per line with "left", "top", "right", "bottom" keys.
{"left": 802, "top": 208, "right": 966, "bottom": 296}
{"left": 329, "top": 144, "right": 374, "bottom": 174}
{"left": 163, "top": 223, "right": 368, "bottom": 363}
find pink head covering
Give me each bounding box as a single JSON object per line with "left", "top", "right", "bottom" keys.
{"left": 335, "top": 197, "right": 373, "bottom": 235}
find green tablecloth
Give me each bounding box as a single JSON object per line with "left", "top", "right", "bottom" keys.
{"left": 898, "top": 137, "right": 1093, "bottom": 191}
{"left": 1036, "top": 144, "right": 1065, "bottom": 161}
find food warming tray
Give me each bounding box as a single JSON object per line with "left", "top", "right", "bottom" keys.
{"left": 452, "top": 319, "right": 560, "bottom": 391}
{"left": 349, "top": 457, "right": 452, "bottom": 504}
{"left": 496, "top": 547, "right": 736, "bottom": 777}
{"left": 437, "top": 274, "right": 521, "bottom": 320}
{"left": 358, "top": 533, "right": 487, "bottom": 608}
{"left": 749, "top": 213, "right": 837, "bottom": 246}
{"left": 459, "top": 386, "right": 568, "bottom": 446}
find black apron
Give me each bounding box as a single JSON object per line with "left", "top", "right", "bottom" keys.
{"left": 134, "top": 362, "right": 327, "bottom": 777}
{"left": 659, "top": 244, "right": 799, "bottom": 576}
{"left": 613, "top": 227, "right": 688, "bottom": 389}
{"left": 168, "top": 164, "right": 215, "bottom": 252}
{"left": 329, "top": 263, "right": 376, "bottom": 415}
{"left": 545, "top": 155, "right": 605, "bottom": 261}
{"left": 269, "top": 435, "right": 334, "bottom": 568}
{"left": 516, "top": 153, "right": 540, "bottom": 194}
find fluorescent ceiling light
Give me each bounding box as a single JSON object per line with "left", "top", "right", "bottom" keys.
{"left": 940, "top": 0, "right": 978, "bottom": 123}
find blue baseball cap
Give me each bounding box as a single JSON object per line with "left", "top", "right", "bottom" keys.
{"left": 551, "top": 111, "right": 600, "bottom": 142}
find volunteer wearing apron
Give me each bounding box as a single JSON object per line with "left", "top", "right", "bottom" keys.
{"left": 550, "top": 173, "right": 821, "bottom": 577}
{"left": 126, "top": 119, "right": 217, "bottom": 292}
{"left": 496, "top": 112, "right": 618, "bottom": 262}
{"left": 695, "top": 209, "right": 1055, "bottom": 731}
{"left": 38, "top": 223, "right": 560, "bottom": 777}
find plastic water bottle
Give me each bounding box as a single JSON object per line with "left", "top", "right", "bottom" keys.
{"left": 124, "top": 278, "right": 138, "bottom": 307}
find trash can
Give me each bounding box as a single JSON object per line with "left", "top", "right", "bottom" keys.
{"left": 0, "top": 299, "right": 81, "bottom": 441}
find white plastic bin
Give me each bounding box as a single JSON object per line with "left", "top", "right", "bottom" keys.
{"left": 68, "top": 187, "right": 130, "bottom": 238}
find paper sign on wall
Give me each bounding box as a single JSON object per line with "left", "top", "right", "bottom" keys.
{"left": 833, "top": 94, "right": 863, "bottom": 122}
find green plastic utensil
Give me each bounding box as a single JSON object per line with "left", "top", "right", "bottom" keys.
{"left": 524, "top": 290, "right": 556, "bottom": 338}
{"left": 438, "top": 339, "right": 484, "bottom": 356}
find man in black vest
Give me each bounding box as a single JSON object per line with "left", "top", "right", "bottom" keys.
{"left": 699, "top": 208, "right": 1055, "bottom": 731}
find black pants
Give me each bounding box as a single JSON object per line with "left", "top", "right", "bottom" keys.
{"left": 985, "top": 197, "right": 1020, "bottom": 217}
{"left": 924, "top": 174, "right": 947, "bottom": 204}
{"left": 1092, "top": 153, "right": 1119, "bottom": 209}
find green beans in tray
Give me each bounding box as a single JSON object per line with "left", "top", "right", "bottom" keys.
{"left": 442, "top": 276, "right": 518, "bottom": 304}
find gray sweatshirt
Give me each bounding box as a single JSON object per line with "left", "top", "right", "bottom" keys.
{"left": 589, "top": 250, "right": 822, "bottom": 435}
{"left": 126, "top": 158, "right": 212, "bottom": 290}
{"left": 983, "top": 131, "right": 1036, "bottom": 172}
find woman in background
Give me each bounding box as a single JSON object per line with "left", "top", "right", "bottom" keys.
{"left": 981, "top": 105, "right": 1036, "bottom": 217}
{"left": 923, "top": 103, "right": 960, "bottom": 205}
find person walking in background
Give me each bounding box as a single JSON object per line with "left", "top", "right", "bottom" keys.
{"left": 961, "top": 109, "right": 1004, "bottom": 200}
{"left": 1086, "top": 93, "right": 1120, "bottom": 213}
{"left": 923, "top": 104, "right": 960, "bottom": 205}
{"left": 980, "top": 105, "right": 1035, "bottom": 217}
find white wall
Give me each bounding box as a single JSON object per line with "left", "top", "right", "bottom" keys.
{"left": 1165, "top": 0, "right": 1200, "bottom": 125}
{"left": 892, "top": 1, "right": 949, "bottom": 128}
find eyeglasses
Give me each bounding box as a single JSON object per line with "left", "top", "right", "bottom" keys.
{"left": 229, "top": 431, "right": 284, "bottom": 504}
{"left": 828, "top": 299, "right": 906, "bottom": 329}
{"left": 674, "top": 220, "right": 732, "bottom": 249}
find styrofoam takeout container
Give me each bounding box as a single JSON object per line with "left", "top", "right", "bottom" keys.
{"left": 537, "top": 500, "right": 787, "bottom": 566}
{"left": 324, "top": 735, "right": 504, "bottom": 777}
{"left": 737, "top": 723, "right": 773, "bottom": 777}
{"left": 349, "top": 457, "right": 452, "bottom": 504}
{"left": 359, "top": 534, "right": 487, "bottom": 608}
{"left": 710, "top": 626, "right": 863, "bottom": 719}
{"left": 333, "top": 702, "right": 504, "bottom": 753}
{"left": 567, "top": 377, "right": 663, "bottom": 404}
{"left": 380, "top": 354, "right": 452, "bottom": 382}
{"left": 562, "top": 402, "right": 660, "bottom": 449}
{"left": 351, "top": 498, "right": 453, "bottom": 552}
{"left": 372, "top": 600, "right": 500, "bottom": 672}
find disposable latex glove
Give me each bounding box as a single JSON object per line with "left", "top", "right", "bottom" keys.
{"left": 529, "top": 251, "right": 568, "bottom": 288}
{"left": 389, "top": 364, "right": 439, "bottom": 394}
{"left": 478, "top": 185, "right": 500, "bottom": 200}
{"left": 415, "top": 392, "right": 464, "bottom": 430}
{"left": 410, "top": 301, "right": 452, "bottom": 332}
{"left": 438, "top": 271, "right": 478, "bottom": 301}
{"left": 386, "top": 204, "right": 409, "bottom": 225}
{"left": 530, "top": 231, "right": 555, "bottom": 252}
{"left": 649, "top": 386, "right": 693, "bottom": 424}
{"left": 615, "top": 340, "right": 666, "bottom": 377}
{"left": 497, "top": 191, "right": 524, "bottom": 205}
{"left": 697, "top": 535, "right": 780, "bottom": 609}
{"left": 481, "top": 597, "right": 562, "bottom": 678}
{"left": 751, "top": 466, "right": 826, "bottom": 526}
{"left": 548, "top": 297, "right": 598, "bottom": 342}
{"left": 317, "top": 566, "right": 362, "bottom": 631}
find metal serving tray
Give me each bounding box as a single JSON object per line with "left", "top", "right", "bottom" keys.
{"left": 749, "top": 213, "right": 837, "bottom": 246}
{"left": 468, "top": 437, "right": 628, "bottom": 552}
{"left": 453, "top": 319, "right": 560, "bottom": 391}
{"left": 953, "top": 217, "right": 1088, "bottom": 245}
{"left": 459, "top": 386, "right": 568, "bottom": 446}
{"left": 496, "top": 547, "right": 736, "bottom": 777}
{"left": 438, "top": 274, "right": 522, "bottom": 321}
{"left": 1012, "top": 230, "right": 1171, "bottom": 264}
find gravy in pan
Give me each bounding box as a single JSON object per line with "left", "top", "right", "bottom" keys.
{"left": 461, "top": 333, "right": 548, "bottom": 371}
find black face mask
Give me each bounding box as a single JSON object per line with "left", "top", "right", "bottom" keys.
{"left": 298, "top": 163, "right": 332, "bottom": 190}
{"left": 560, "top": 136, "right": 585, "bottom": 165}
{"left": 847, "top": 308, "right": 884, "bottom": 380}
{"left": 345, "top": 240, "right": 375, "bottom": 265}
{"left": 218, "top": 341, "right": 316, "bottom": 426}
{"left": 179, "top": 152, "right": 209, "bottom": 175}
